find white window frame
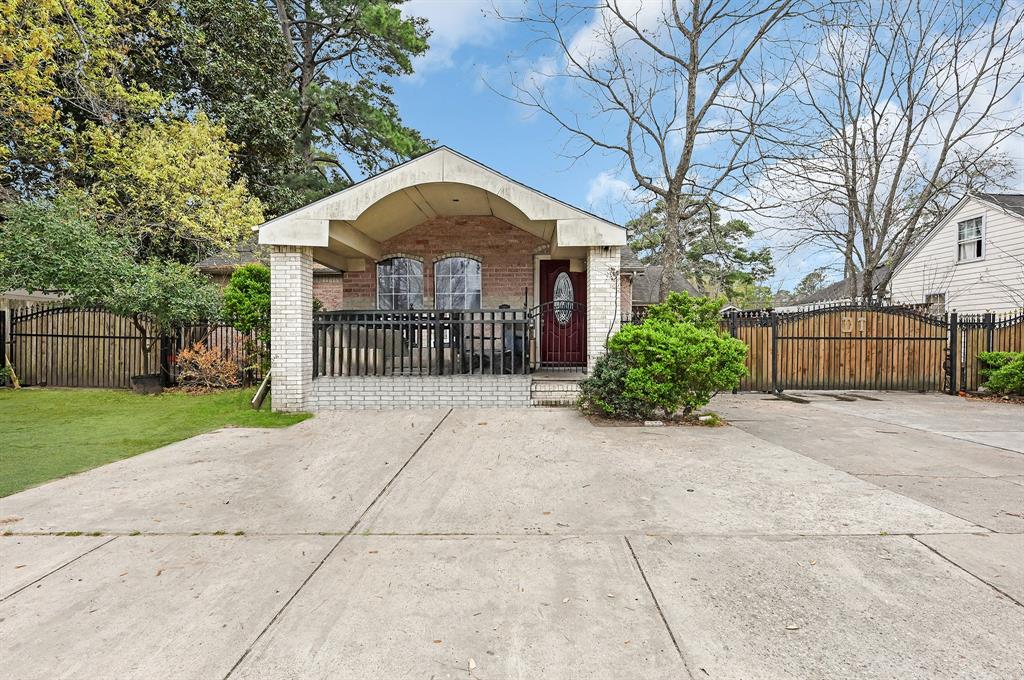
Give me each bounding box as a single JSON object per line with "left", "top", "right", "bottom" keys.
{"left": 433, "top": 256, "right": 482, "bottom": 310}
{"left": 955, "top": 215, "right": 985, "bottom": 264}
{"left": 376, "top": 257, "right": 424, "bottom": 310}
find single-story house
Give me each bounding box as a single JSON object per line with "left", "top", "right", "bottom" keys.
{"left": 257, "top": 147, "right": 639, "bottom": 411}
{"left": 889, "top": 192, "right": 1024, "bottom": 314}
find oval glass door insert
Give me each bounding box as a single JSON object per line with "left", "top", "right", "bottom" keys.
{"left": 553, "top": 272, "right": 574, "bottom": 325}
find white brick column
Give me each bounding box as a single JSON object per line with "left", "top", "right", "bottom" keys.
{"left": 586, "top": 245, "right": 621, "bottom": 372}
{"left": 270, "top": 246, "right": 313, "bottom": 412}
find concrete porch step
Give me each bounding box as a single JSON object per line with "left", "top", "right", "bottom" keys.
{"left": 530, "top": 374, "right": 584, "bottom": 407}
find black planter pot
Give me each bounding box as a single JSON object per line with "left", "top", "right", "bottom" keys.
{"left": 130, "top": 373, "right": 163, "bottom": 395}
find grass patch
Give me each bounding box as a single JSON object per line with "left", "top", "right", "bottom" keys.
{"left": 0, "top": 388, "right": 310, "bottom": 497}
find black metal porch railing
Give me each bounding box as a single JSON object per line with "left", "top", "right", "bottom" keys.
{"left": 313, "top": 309, "right": 531, "bottom": 377}
{"left": 530, "top": 300, "right": 587, "bottom": 371}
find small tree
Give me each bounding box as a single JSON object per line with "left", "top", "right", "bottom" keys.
{"left": 104, "top": 259, "right": 222, "bottom": 365}
{"left": 0, "top": 196, "right": 222, "bottom": 371}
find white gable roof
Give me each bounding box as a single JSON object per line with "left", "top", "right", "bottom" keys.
{"left": 258, "top": 147, "right": 625, "bottom": 255}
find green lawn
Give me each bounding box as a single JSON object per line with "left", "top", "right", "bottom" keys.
{"left": 0, "top": 388, "right": 310, "bottom": 497}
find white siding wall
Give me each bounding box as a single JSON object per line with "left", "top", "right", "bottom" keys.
{"left": 890, "top": 197, "right": 1024, "bottom": 313}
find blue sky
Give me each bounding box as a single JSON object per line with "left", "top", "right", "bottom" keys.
{"left": 389, "top": 0, "right": 840, "bottom": 290}
{"left": 393, "top": 2, "right": 619, "bottom": 218}
{"left": 390, "top": 0, "right": 1024, "bottom": 291}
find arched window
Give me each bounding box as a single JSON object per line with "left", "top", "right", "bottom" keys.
{"left": 376, "top": 257, "right": 423, "bottom": 310}
{"left": 434, "top": 257, "right": 481, "bottom": 309}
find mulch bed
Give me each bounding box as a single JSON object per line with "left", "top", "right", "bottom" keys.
{"left": 585, "top": 412, "right": 725, "bottom": 428}
{"left": 961, "top": 392, "right": 1024, "bottom": 405}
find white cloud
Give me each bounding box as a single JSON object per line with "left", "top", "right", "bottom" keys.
{"left": 586, "top": 170, "right": 650, "bottom": 222}
{"left": 402, "top": 0, "right": 511, "bottom": 74}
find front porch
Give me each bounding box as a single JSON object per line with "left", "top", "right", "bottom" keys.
{"left": 260, "top": 148, "right": 626, "bottom": 411}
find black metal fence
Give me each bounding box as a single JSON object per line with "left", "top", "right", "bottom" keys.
{"left": 720, "top": 305, "right": 1023, "bottom": 394}
{"left": 955, "top": 310, "right": 1024, "bottom": 392}
{"left": 313, "top": 309, "right": 531, "bottom": 377}
{"left": 531, "top": 300, "right": 587, "bottom": 371}
{"left": 5, "top": 304, "right": 265, "bottom": 388}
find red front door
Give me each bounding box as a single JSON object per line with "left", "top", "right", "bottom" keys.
{"left": 539, "top": 260, "right": 586, "bottom": 366}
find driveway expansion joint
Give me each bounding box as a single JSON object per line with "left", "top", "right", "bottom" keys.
{"left": 623, "top": 536, "right": 693, "bottom": 678}
{"left": 0, "top": 536, "right": 118, "bottom": 603}
{"left": 220, "top": 408, "right": 453, "bottom": 680}
{"left": 912, "top": 535, "right": 1024, "bottom": 609}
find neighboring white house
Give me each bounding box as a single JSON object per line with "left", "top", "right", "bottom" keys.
{"left": 889, "top": 193, "right": 1024, "bottom": 314}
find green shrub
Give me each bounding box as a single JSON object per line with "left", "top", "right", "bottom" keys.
{"left": 579, "top": 317, "right": 748, "bottom": 420}
{"left": 978, "top": 351, "right": 1024, "bottom": 395}
{"left": 223, "top": 264, "right": 270, "bottom": 345}
{"left": 644, "top": 291, "right": 726, "bottom": 331}
{"left": 577, "top": 351, "right": 655, "bottom": 420}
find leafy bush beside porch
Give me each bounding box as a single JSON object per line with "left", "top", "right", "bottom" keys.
{"left": 578, "top": 292, "right": 747, "bottom": 420}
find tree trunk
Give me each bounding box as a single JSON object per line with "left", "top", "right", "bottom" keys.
{"left": 658, "top": 199, "right": 682, "bottom": 301}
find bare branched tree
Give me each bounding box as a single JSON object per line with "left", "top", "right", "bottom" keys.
{"left": 498, "top": 0, "right": 800, "bottom": 300}
{"left": 763, "top": 0, "right": 1024, "bottom": 301}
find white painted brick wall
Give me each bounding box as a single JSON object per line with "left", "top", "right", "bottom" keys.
{"left": 309, "top": 375, "right": 532, "bottom": 410}
{"left": 586, "top": 246, "right": 621, "bottom": 371}
{"left": 270, "top": 246, "right": 313, "bottom": 412}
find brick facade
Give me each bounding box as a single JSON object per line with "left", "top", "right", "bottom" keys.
{"left": 619, "top": 274, "right": 632, "bottom": 322}
{"left": 309, "top": 375, "right": 531, "bottom": 410}
{"left": 586, "top": 246, "right": 622, "bottom": 370}
{"left": 270, "top": 247, "right": 313, "bottom": 412}
{"left": 342, "top": 216, "right": 546, "bottom": 309}
{"left": 314, "top": 273, "right": 344, "bottom": 310}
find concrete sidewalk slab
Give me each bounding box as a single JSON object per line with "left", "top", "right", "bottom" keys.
{"left": 0, "top": 411, "right": 446, "bottom": 534}
{"left": 361, "top": 409, "right": 975, "bottom": 536}
{"left": 0, "top": 535, "right": 111, "bottom": 599}
{"left": 0, "top": 535, "right": 335, "bottom": 680}
{"left": 939, "top": 430, "right": 1024, "bottom": 454}
{"left": 807, "top": 392, "right": 1024, "bottom": 436}
{"left": 859, "top": 475, "right": 1024, "bottom": 533}
{"left": 712, "top": 395, "right": 1023, "bottom": 478}
{"left": 631, "top": 534, "right": 1024, "bottom": 680}
{"left": 915, "top": 533, "right": 1024, "bottom": 603}
{"left": 230, "top": 535, "right": 683, "bottom": 680}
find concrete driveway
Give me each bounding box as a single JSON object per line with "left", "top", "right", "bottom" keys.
{"left": 1, "top": 393, "right": 1022, "bottom": 679}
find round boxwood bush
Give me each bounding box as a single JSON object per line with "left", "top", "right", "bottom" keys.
{"left": 579, "top": 293, "right": 748, "bottom": 419}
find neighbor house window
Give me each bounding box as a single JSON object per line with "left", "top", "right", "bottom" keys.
{"left": 376, "top": 257, "right": 423, "bottom": 309}
{"left": 956, "top": 217, "right": 984, "bottom": 262}
{"left": 434, "top": 257, "right": 482, "bottom": 309}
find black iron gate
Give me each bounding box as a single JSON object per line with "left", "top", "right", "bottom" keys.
{"left": 728, "top": 305, "right": 953, "bottom": 393}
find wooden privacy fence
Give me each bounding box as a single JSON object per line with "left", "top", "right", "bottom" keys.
{"left": 6, "top": 305, "right": 265, "bottom": 389}
{"left": 724, "top": 305, "right": 1023, "bottom": 394}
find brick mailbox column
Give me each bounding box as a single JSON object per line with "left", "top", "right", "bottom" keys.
{"left": 586, "top": 245, "right": 621, "bottom": 372}
{"left": 270, "top": 246, "right": 313, "bottom": 412}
